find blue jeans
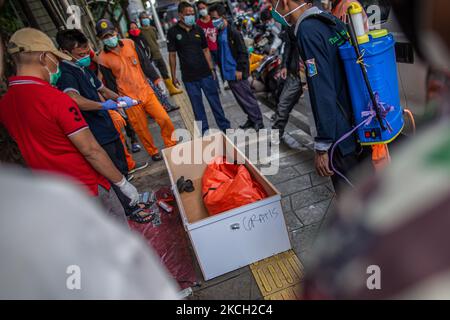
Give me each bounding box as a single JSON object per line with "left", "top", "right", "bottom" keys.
{"left": 184, "top": 75, "right": 230, "bottom": 134}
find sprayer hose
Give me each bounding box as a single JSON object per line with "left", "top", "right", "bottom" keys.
{"left": 404, "top": 109, "right": 416, "bottom": 136}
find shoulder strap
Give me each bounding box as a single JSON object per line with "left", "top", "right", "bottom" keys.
{"left": 302, "top": 12, "right": 337, "bottom": 25}
{"left": 301, "top": 12, "right": 350, "bottom": 46}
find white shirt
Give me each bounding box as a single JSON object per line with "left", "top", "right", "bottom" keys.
{"left": 0, "top": 167, "right": 179, "bottom": 299}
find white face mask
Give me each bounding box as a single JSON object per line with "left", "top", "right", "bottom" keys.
{"left": 199, "top": 9, "right": 208, "bottom": 17}
{"left": 272, "top": 0, "right": 308, "bottom": 27}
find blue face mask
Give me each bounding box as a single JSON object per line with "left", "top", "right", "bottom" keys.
{"left": 212, "top": 18, "right": 224, "bottom": 30}
{"left": 103, "top": 36, "right": 119, "bottom": 48}
{"left": 141, "top": 18, "right": 151, "bottom": 26}
{"left": 271, "top": 0, "right": 307, "bottom": 27}
{"left": 75, "top": 55, "right": 91, "bottom": 68}
{"left": 183, "top": 15, "right": 196, "bottom": 26}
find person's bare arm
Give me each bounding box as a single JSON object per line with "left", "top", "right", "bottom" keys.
{"left": 169, "top": 51, "right": 180, "bottom": 86}
{"left": 203, "top": 48, "right": 216, "bottom": 80}
{"left": 66, "top": 91, "right": 102, "bottom": 111}
{"left": 98, "top": 86, "right": 119, "bottom": 100}
{"left": 69, "top": 128, "right": 123, "bottom": 184}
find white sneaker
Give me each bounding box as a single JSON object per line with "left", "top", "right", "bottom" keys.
{"left": 270, "top": 129, "right": 281, "bottom": 145}
{"left": 129, "top": 161, "right": 149, "bottom": 174}
{"left": 282, "top": 133, "right": 304, "bottom": 150}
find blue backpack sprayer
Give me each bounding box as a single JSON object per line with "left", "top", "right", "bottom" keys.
{"left": 331, "top": 2, "right": 408, "bottom": 186}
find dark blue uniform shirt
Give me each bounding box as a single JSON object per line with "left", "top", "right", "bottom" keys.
{"left": 296, "top": 11, "right": 357, "bottom": 157}
{"left": 57, "top": 61, "right": 119, "bottom": 146}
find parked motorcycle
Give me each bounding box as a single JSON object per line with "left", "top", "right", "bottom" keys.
{"left": 234, "top": 7, "right": 286, "bottom": 108}
{"left": 250, "top": 54, "right": 285, "bottom": 108}
{"left": 252, "top": 30, "right": 274, "bottom": 55}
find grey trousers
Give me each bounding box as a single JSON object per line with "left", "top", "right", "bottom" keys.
{"left": 153, "top": 58, "right": 169, "bottom": 79}
{"left": 272, "top": 74, "right": 303, "bottom": 137}
{"left": 228, "top": 79, "right": 264, "bottom": 126}
{"left": 98, "top": 185, "right": 128, "bottom": 227}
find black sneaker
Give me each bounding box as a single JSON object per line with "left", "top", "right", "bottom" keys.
{"left": 129, "top": 161, "right": 149, "bottom": 174}
{"left": 270, "top": 113, "right": 277, "bottom": 122}
{"left": 166, "top": 104, "right": 180, "bottom": 113}
{"left": 131, "top": 143, "right": 142, "bottom": 153}
{"left": 254, "top": 123, "right": 265, "bottom": 132}
{"left": 151, "top": 153, "right": 163, "bottom": 162}
{"left": 239, "top": 120, "right": 254, "bottom": 130}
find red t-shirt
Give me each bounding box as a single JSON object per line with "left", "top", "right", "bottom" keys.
{"left": 0, "top": 76, "right": 110, "bottom": 196}
{"left": 196, "top": 18, "right": 218, "bottom": 52}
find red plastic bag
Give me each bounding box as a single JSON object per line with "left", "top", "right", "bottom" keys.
{"left": 202, "top": 157, "right": 268, "bottom": 216}
{"left": 129, "top": 187, "right": 198, "bottom": 289}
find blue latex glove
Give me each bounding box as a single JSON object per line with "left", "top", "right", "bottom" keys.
{"left": 101, "top": 99, "right": 118, "bottom": 110}
{"left": 117, "top": 96, "right": 136, "bottom": 108}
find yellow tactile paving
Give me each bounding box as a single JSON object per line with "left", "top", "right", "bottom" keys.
{"left": 250, "top": 250, "right": 304, "bottom": 300}
{"left": 172, "top": 91, "right": 196, "bottom": 136}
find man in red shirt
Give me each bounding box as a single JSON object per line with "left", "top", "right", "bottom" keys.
{"left": 0, "top": 28, "right": 139, "bottom": 225}
{"left": 196, "top": 1, "right": 219, "bottom": 67}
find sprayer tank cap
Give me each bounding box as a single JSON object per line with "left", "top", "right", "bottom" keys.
{"left": 369, "top": 29, "right": 389, "bottom": 39}
{"left": 348, "top": 2, "right": 363, "bottom": 15}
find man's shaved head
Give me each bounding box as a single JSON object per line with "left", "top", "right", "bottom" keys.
{"left": 11, "top": 51, "right": 43, "bottom": 66}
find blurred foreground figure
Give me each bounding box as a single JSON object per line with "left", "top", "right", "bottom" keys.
{"left": 0, "top": 167, "right": 179, "bottom": 299}
{"left": 303, "top": 0, "right": 450, "bottom": 299}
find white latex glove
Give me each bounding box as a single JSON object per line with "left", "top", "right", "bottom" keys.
{"left": 157, "top": 80, "right": 168, "bottom": 96}
{"left": 115, "top": 176, "right": 139, "bottom": 206}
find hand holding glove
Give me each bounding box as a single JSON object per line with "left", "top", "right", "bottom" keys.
{"left": 155, "top": 79, "right": 167, "bottom": 95}
{"left": 117, "top": 96, "right": 138, "bottom": 108}
{"left": 115, "top": 176, "right": 139, "bottom": 206}
{"left": 101, "top": 99, "right": 118, "bottom": 110}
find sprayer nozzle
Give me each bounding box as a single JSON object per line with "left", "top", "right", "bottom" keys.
{"left": 348, "top": 2, "right": 363, "bottom": 15}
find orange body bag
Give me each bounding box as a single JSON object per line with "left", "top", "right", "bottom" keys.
{"left": 202, "top": 157, "right": 268, "bottom": 216}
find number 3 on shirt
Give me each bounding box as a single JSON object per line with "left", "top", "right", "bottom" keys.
{"left": 69, "top": 106, "right": 82, "bottom": 122}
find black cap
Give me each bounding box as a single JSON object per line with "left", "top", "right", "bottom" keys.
{"left": 96, "top": 19, "right": 115, "bottom": 37}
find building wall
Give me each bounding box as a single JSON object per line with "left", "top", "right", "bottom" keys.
{"left": 27, "top": 0, "right": 58, "bottom": 39}
{"left": 156, "top": 0, "right": 179, "bottom": 9}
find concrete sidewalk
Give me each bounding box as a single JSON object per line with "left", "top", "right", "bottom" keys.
{"left": 128, "top": 48, "right": 335, "bottom": 299}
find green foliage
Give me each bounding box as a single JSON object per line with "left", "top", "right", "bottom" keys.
{"left": 89, "top": 0, "right": 128, "bottom": 21}
{"left": 0, "top": 2, "right": 22, "bottom": 79}
{"left": 0, "top": 3, "right": 23, "bottom": 38}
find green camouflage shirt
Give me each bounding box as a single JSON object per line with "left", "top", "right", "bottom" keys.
{"left": 141, "top": 26, "right": 162, "bottom": 60}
